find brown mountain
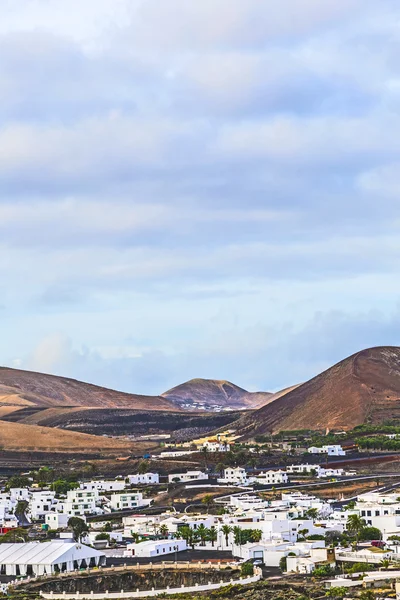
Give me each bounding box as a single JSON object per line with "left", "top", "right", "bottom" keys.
{"left": 0, "top": 367, "right": 178, "bottom": 411}
{"left": 237, "top": 346, "right": 400, "bottom": 435}
{"left": 161, "top": 378, "right": 270, "bottom": 410}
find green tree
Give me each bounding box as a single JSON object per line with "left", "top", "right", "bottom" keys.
{"left": 251, "top": 529, "right": 262, "bottom": 543}
{"left": 6, "top": 475, "right": 30, "bottom": 490}
{"left": 221, "top": 524, "right": 232, "bottom": 546}
{"left": 359, "top": 526, "right": 382, "bottom": 541}
{"left": 240, "top": 562, "right": 254, "bottom": 577}
{"left": 346, "top": 514, "right": 366, "bottom": 549}
{"left": 95, "top": 533, "right": 110, "bottom": 541}
{"left": 68, "top": 517, "right": 89, "bottom": 542}
{"left": 202, "top": 494, "right": 215, "bottom": 514}
{"left": 159, "top": 524, "right": 169, "bottom": 539}
{"left": 197, "top": 524, "right": 208, "bottom": 546}
{"left": 207, "top": 526, "right": 218, "bottom": 547}
{"left": 279, "top": 556, "right": 287, "bottom": 572}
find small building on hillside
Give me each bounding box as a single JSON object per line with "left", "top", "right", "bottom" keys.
{"left": 109, "top": 492, "right": 151, "bottom": 511}
{"left": 127, "top": 473, "right": 160, "bottom": 485}
{"left": 167, "top": 470, "right": 208, "bottom": 483}
{"left": 308, "top": 445, "right": 345, "bottom": 456}
{"left": 45, "top": 513, "right": 70, "bottom": 530}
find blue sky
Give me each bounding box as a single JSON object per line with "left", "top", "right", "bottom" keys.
{"left": 1, "top": 0, "right": 400, "bottom": 394}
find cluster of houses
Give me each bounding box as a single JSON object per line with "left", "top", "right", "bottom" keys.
{"left": 3, "top": 463, "right": 400, "bottom": 582}
{"left": 0, "top": 474, "right": 160, "bottom": 531}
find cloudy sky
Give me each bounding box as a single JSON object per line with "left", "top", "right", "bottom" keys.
{"left": 1, "top": 0, "right": 400, "bottom": 394}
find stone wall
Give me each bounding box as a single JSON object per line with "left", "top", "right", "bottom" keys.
{"left": 23, "top": 568, "right": 240, "bottom": 594}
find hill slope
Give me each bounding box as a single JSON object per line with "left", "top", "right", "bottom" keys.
{"left": 161, "top": 378, "right": 270, "bottom": 410}
{"left": 0, "top": 420, "right": 151, "bottom": 453}
{"left": 238, "top": 347, "right": 400, "bottom": 435}
{"left": 0, "top": 367, "right": 178, "bottom": 411}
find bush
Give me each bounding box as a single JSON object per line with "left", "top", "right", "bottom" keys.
{"left": 240, "top": 562, "right": 254, "bottom": 577}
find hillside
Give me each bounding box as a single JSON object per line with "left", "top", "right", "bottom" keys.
{"left": 0, "top": 367, "right": 178, "bottom": 411}
{"left": 161, "top": 378, "right": 270, "bottom": 410}
{"left": 0, "top": 420, "right": 152, "bottom": 453}
{"left": 237, "top": 346, "right": 400, "bottom": 435}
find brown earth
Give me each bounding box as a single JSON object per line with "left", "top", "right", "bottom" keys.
{"left": 0, "top": 367, "right": 178, "bottom": 411}
{"left": 0, "top": 420, "right": 154, "bottom": 453}
{"left": 161, "top": 378, "right": 272, "bottom": 409}
{"left": 237, "top": 346, "right": 400, "bottom": 435}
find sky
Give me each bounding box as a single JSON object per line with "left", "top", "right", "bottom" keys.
{"left": 1, "top": 0, "right": 400, "bottom": 394}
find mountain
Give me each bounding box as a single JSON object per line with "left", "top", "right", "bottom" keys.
{"left": 237, "top": 347, "right": 400, "bottom": 435}
{"left": 0, "top": 367, "right": 178, "bottom": 411}
{"left": 161, "top": 378, "right": 270, "bottom": 410}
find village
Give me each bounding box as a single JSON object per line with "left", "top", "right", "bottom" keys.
{"left": 2, "top": 431, "right": 400, "bottom": 599}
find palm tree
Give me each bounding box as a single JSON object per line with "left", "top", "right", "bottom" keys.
{"left": 221, "top": 524, "right": 232, "bottom": 547}
{"left": 202, "top": 494, "right": 215, "bottom": 514}
{"left": 381, "top": 559, "right": 390, "bottom": 570}
{"left": 197, "top": 524, "right": 208, "bottom": 546}
{"left": 252, "top": 529, "right": 262, "bottom": 543}
{"left": 346, "top": 514, "right": 366, "bottom": 550}
{"left": 208, "top": 526, "right": 218, "bottom": 547}
{"left": 159, "top": 524, "right": 169, "bottom": 539}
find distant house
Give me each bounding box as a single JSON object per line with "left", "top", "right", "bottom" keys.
{"left": 127, "top": 473, "right": 160, "bottom": 485}
{"left": 308, "top": 445, "right": 345, "bottom": 456}
{"left": 168, "top": 470, "right": 208, "bottom": 484}
{"left": 218, "top": 467, "right": 248, "bottom": 485}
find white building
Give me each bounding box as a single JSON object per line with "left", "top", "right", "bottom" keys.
{"left": 168, "top": 470, "right": 208, "bottom": 483}
{"left": 124, "top": 539, "right": 187, "bottom": 558}
{"left": 45, "top": 513, "right": 70, "bottom": 530}
{"left": 287, "top": 464, "right": 319, "bottom": 474}
{"left": 0, "top": 542, "right": 105, "bottom": 577}
{"left": 63, "top": 489, "right": 99, "bottom": 517}
{"left": 123, "top": 515, "right": 161, "bottom": 537}
{"left": 308, "top": 445, "right": 345, "bottom": 456}
{"left": 218, "top": 467, "right": 248, "bottom": 485}
{"left": 29, "top": 491, "right": 57, "bottom": 520}
{"left": 249, "top": 470, "right": 288, "bottom": 485}
{"left": 202, "top": 441, "right": 230, "bottom": 452}
{"left": 80, "top": 480, "right": 125, "bottom": 493}
{"left": 109, "top": 492, "right": 151, "bottom": 511}
{"left": 127, "top": 473, "right": 160, "bottom": 485}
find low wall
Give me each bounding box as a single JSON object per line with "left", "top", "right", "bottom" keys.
{"left": 39, "top": 569, "right": 262, "bottom": 599}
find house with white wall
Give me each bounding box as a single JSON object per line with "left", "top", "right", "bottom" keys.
{"left": 308, "top": 445, "right": 345, "bottom": 456}
{"left": 109, "top": 492, "right": 151, "bottom": 511}
{"left": 249, "top": 470, "right": 288, "bottom": 485}
{"left": 45, "top": 513, "right": 70, "bottom": 530}
{"left": 63, "top": 488, "right": 99, "bottom": 517}
{"left": 127, "top": 473, "right": 160, "bottom": 485}
{"left": 168, "top": 470, "right": 208, "bottom": 483}
{"left": 218, "top": 467, "right": 248, "bottom": 485}
{"left": 124, "top": 539, "right": 187, "bottom": 558}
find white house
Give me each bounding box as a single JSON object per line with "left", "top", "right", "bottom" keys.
{"left": 203, "top": 441, "right": 230, "bottom": 452}
{"left": 122, "top": 515, "right": 161, "bottom": 537}
{"left": 109, "top": 492, "right": 151, "bottom": 511}
{"left": 124, "top": 539, "right": 187, "bottom": 558}
{"left": 63, "top": 489, "right": 99, "bottom": 517}
{"left": 218, "top": 467, "right": 248, "bottom": 485}
{"left": 249, "top": 470, "right": 289, "bottom": 485}
{"left": 308, "top": 445, "right": 345, "bottom": 456}
{"left": 0, "top": 542, "right": 105, "bottom": 577}
{"left": 45, "top": 513, "right": 70, "bottom": 530}
{"left": 168, "top": 470, "right": 208, "bottom": 483}
{"left": 127, "top": 473, "right": 160, "bottom": 485}
{"left": 80, "top": 480, "right": 125, "bottom": 493}
{"left": 287, "top": 464, "right": 318, "bottom": 474}
{"left": 29, "top": 491, "right": 57, "bottom": 520}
